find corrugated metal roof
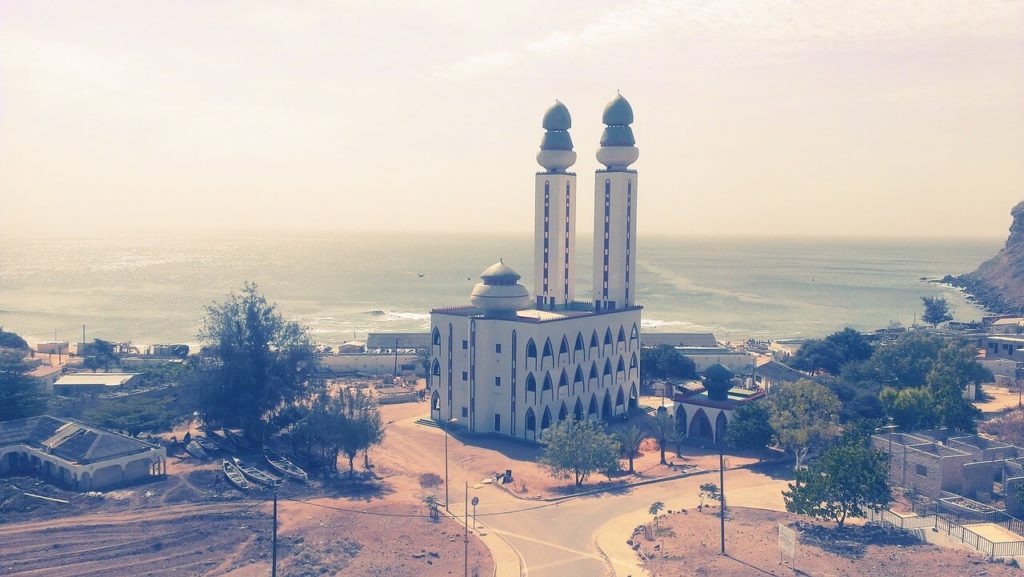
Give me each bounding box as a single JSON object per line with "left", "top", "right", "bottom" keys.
{"left": 0, "top": 416, "right": 158, "bottom": 464}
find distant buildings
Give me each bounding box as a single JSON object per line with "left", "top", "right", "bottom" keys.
{"left": 53, "top": 373, "right": 139, "bottom": 396}
{"left": 428, "top": 95, "right": 642, "bottom": 440}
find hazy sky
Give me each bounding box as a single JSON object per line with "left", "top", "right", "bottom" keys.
{"left": 2, "top": 1, "right": 1022, "bottom": 237}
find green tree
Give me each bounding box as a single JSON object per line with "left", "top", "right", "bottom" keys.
{"left": 90, "top": 395, "right": 178, "bottom": 437}
{"left": 83, "top": 339, "right": 119, "bottom": 371}
{"left": 0, "top": 329, "right": 29, "bottom": 351}
{"left": 698, "top": 482, "right": 721, "bottom": 511}
{"left": 651, "top": 411, "right": 676, "bottom": 465}
{"left": 879, "top": 387, "right": 935, "bottom": 432}
{"left": 926, "top": 343, "right": 987, "bottom": 432}
{"left": 791, "top": 339, "right": 842, "bottom": 374}
{"left": 539, "top": 419, "right": 620, "bottom": 486}
{"left": 641, "top": 345, "right": 697, "bottom": 390}
{"left": 616, "top": 425, "right": 646, "bottom": 473}
{"left": 338, "top": 388, "right": 384, "bottom": 479}
{"left": 825, "top": 328, "right": 874, "bottom": 365}
{"left": 724, "top": 400, "right": 774, "bottom": 451}
{"left": 866, "top": 332, "right": 944, "bottom": 389}
{"left": 768, "top": 379, "right": 841, "bottom": 469}
{"left": 193, "top": 282, "right": 319, "bottom": 439}
{"left": 783, "top": 440, "right": 891, "bottom": 528}
{"left": 921, "top": 296, "right": 953, "bottom": 327}
{"left": 0, "top": 351, "right": 50, "bottom": 420}
{"left": 649, "top": 501, "right": 665, "bottom": 527}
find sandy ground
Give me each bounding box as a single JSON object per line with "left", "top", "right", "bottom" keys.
{"left": 978, "top": 385, "right": 1024, "bottom": 414}
{"left": 963, "top": 522, "right": 1024, "bottom": 543}
{"left": 641, "top": 507, "right": 1021, "bottom": 577}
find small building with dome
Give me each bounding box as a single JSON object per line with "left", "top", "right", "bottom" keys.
{"left": 428, "top": 95, "right": 643, "bottom": 440}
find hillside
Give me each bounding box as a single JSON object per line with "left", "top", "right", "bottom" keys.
{"left": 947, "top": 201, "right": 1024, "bottom": 313}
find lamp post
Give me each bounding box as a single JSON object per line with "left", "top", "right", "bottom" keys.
{"left": 719, "top": 440, "right": 726, "bottom": 555}
{"left": 444, "top": 417, "right": 457, "bottom": 511}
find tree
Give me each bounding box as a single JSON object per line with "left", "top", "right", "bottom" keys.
{"left": 879, "top": 387, "right": 935, "bottom": 432}
{"left": 698, "top": 482, "right": 721, "bottom": 511}
{"left": 616, "top": 425, "right": 646, "bottom": 473}
{"left": 539, "top": 419, "right": 620, "bottom": 486}
{"left": 724, "top": 400, "right": 774, "bottom": 451}
{"left": 868, "top": 332, "right": 944, "bottom": 389}
{"left": 651, "top": 411, "right": 676, "bottom": 465}
{"left": 423, "top": 495, "right": 440, "bottom": 521}
{"left": 90, "top": 395, "right": 179, "bottom": 437}
{"left": 768, "top": 379, "right": 841, "bottom": 469}
{"left": 926, "top": 342, "right": 987, "bottom": 432}
{"left": 649, "top": 501, "right": 665, "bottom": 527}
{"left": 0, "top": 329, "right": 29, "bottom": 351}
{"left": 641, "top": 345, "right": 697, "bottom": 390}
{"left": 83, "top": 339, "right": 119, "bottom": 372}
{"left": 825, "top": 328, "right": 874, "bottom": 365}
{"left": 791, "top": 340, "right": 842, "bottom": 375}
{"left": 193, "top": 282, "right": 318, "bottom": 439}
{"left": 283, "top": 387, "right": 385, "bottom": 478}
{"left": 921, "top": 296, "right": 953, "bottom": 327}
{"left": 0, "top": 351, "right": 49, "bottom": 420}
{"left": 338, "top": 388, "right": 384, "bottom": 479}
{"left": 783, "top": 440, "right": 891, "bottom": 529}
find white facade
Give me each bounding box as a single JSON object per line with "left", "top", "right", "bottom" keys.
{"left": 534, "top": 172, "right": 577, "bottom": 309}
{"left": 428, "top": 94, "right": 643, "bottom": 440}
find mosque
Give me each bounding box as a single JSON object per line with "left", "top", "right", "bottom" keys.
{"left": 428, "top": 94, "right": 643, "bottom": 440}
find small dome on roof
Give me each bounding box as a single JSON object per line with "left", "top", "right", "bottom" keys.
{"left": 480, "top": 260, "right": 521, "bottom": 282}
{"left": 602, "top": 93, "right": 634, "bottom": 126}
{"left": 542, "top": 100, "right": 572, "bottom": 130}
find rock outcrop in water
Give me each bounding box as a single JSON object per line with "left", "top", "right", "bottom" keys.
{"left": 946, "top": 201, "right": 1024, "bottom": 314}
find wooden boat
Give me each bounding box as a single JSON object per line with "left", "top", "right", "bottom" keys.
{"left": 223, "top": 459, "right": 251, "bottom": 491}
{"left": 233, "top": 457, "right": 281, "bottom": 487}
{"left": 224, "top": 429, "right": 251, "bottom": 451}
{"left": 205, "top": 429, "right": 237, "bottom": 453}
{"left": 195, "top": 436, "right": 220, "bottom": 454}
{"left": 185, "top": 440, "right": 209, "bottom": 460}
{"left": 264, "top": 448, "right": 308, "bottom": 482}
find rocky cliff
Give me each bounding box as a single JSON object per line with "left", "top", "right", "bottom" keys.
{"left": 947, "top": 201, "right": 1024, "bottom": 314}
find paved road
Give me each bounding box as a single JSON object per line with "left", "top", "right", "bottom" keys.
{"left": 449, "top": 468, "right": 787, "bottom": 577}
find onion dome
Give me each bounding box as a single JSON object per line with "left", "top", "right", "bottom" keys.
{"left": 537, "top": 100, "right": 576, "bottom": 172}
{"left": 470, "top": 260, "right": 530, "bottom": 317}
{"left": 602, "top": 93, "right": 634, "bottom": 125}
{"left": 703, "top": 363, "right": 734, "bottom": 401}
{"left": 597, "top": 92, "right": 639, "bottom": 170}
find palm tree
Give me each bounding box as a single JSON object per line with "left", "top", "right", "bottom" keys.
{"left": 652, "top": 412, "right": 675, "bottom": 465}
{"left": 615, "top": 426, "right": 646, "bottom": 473}
{"left": 649, "top": 501, "right": 665, "bottom": 528}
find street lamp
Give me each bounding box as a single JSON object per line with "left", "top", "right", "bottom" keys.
{"left": 444, "top": 417, "right": 458, "bottom": 511}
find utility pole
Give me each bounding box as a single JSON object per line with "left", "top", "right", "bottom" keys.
{"left": 464, "top": 482, "right": 469, "bottom": 577}
{"left": 719, "top": 441, "right": 726, "bottom": 555}
{"left": 272, "top": 489, "right": 278, "bottom": 577}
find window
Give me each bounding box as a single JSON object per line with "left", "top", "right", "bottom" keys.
{"left": 462, "top": 340, "right": 468, "bottom": 350}
{"left": 495, "top": 376, "right": 501, "bottom": 387}
{"left": 495, "top": 343, "right": 502, "bottom": 353}
{"left": 494, "top": 414, "right": 501, "bottom": 431}
{"left": 462, "top": 371, "right": 468, "bottom": 381}
{"left": 461, "top": 407, "right": 468, "bottom": 418}
{"left": 915, "top": 464, "right": 928, "bottom": 477}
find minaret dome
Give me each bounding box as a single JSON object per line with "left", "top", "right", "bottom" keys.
{"left": 597, "top": 93, "right": 639, "bottom": 170}
{"left": 537, "top": 100, "right": 577, "bottom": 172}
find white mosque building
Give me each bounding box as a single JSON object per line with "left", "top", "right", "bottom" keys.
{"left": 428, "top": 94, "right": 643, "bottom": 441}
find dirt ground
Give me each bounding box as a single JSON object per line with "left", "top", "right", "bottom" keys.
{"left": 641, "top": 506, "right": 1021, "bottom": 577}
{"left": 978, "top": 385, "right": 1024, "bottom": 415}
{"left": 0, "top": 400, "right": 494, "bottom": 577}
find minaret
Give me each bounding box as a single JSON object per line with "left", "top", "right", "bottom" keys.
{"left": 593, "top": 93, "right": 639, "bottom": 310}
{"left": 535, "top": 101, "right": 578, "bottom": 310}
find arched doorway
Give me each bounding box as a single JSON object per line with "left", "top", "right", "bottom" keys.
{"left": 688, "top": 409, "right": 713, "bottom": 440}
{"left": 430, "top": 390, "right": 441, "bottom": 420}
{"left": 588, "top": 395, "right": 599, "bottom": 419}
{"left": 615, "top": 386, "right": 625, "bottom": 410}
{"left": 715, "top": 412, "right": 728, "bottom": 444}
{"left": 628, "top": 383, "right": 638, "bottom": 410}
{"left": 525, "top": 408, "right": 537, "bottom": 440}
{"left": 676, "top": 409, "right": 687, "bottom": 437}
{"left": 541, "top": 407, "right": 552, "bottom": 432}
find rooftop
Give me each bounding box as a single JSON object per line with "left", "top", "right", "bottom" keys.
{"left": 54, "top": 373, "right": 138, "bottom": 387}
{"left": 0, "top": 416, "right": 161, "bottom": 465}
{"left": 641, "top": 332, "right": 718, "bottom": 348}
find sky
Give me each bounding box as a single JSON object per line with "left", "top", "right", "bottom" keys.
{"left": 1, "top": 0, "right": 1022, "bottom": 238}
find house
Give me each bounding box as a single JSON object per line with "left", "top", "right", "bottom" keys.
{"left": 53, "top": 373, "right": 139, "bottom": 395}
{"left": 753, "top": 359, "right": 805, "bottom": 393}
{"left": 0, "top": 416, "right": 166, "bottom": 490}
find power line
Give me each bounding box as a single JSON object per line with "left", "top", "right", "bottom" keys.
{"left": 277, "top": 495, "right": 564, "bottom": 518}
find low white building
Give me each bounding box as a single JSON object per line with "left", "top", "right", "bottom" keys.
{"left": 53, "top": 373, "right": 139, "bottom": 395}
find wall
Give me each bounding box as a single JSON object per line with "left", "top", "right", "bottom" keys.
{"left": 321, "top": 353, "right": 423, "bottom": 376}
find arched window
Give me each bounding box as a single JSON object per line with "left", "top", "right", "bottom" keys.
{"left": 604, "top": 328, "right": 613, "bottom": 355}
{"left": 526, "top": 339, "right": 538, "bottom": 369}
{"left": 588, "top": 394, "right": 599, "bottom": 417}
{"left": 558, "top": 336, "right": 570, "bottom": 364}
{"left": 574, "top": 398, "right": 585, "bottom": 420}
{"left": 542, "top": 339, "right": 554, "bottom": 368}
{"left": 558, "top": 402, "right": 568, "bottom": 421}
{"left": 629, "top": 352, "right": 638, "bottom": 377}
{"left": 432, "top": 328, "right": 441, "bottom": 347}
{"left": 526, "top": 373, "right": 537, "bottom": 393}
{"left": 431, "top": 390, "right": 440, "bottom": 412}
{"left": 590, "top": 331, "right": 600, "bottom": 354}
{"left": 617, "top": 326, "right": 626, "bottom": 350}
{"left": 574, "top": 333, "right": 585, "bottom": 362}
{"left": 602, "top": 390, "right": 613, "bottom": 418}
{"left": 590, "top": 362, "right": 599, "bottom": 386}
{"left": 542, "top": 373, "right": 553, "bottom": 392}
{"left": 525, "top": 408, "right": 536, "bottom": 432}
{"left": 616, "top": 357, "right": 626, "bottom": 381}
{"left": 630, "top": 323, "right": 639, "bottom": 348}
{"left": 603, "top": 358, "right": 612, "bottom": 386}
{"left": 615, "top": 386, "right": 625, "bottom": 407}
{"left": 431, "top": 359, "right": 441, "bottom": 376}
{"left": 541, "top": 408, "right": 552, "bottom": 430}
{"left": 573, "top": 366, "right": 584, "bottom": 391}
{"left": 558, "top": 370, "right": 568, "bottom": 390}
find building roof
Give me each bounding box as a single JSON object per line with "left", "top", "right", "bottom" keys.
{"left": 755, "top": 360, "right": 805, "bottom": 383}
{"left": 28, "top": 365, "right": 62, "bottom": 379}
{"left": 432, "top": 303, "right": 642, "bottom": 323}
{"left": 0, "top": 416, "right": 160, "bottom": 465}
{"left": 54, "top": 373, "right": 137, "bottom": 388}
{"left": 365, "top": 333, "right": 431, "bottom": 350}
{"left": 641, "top": 332, "right": 718, "bottom": 348}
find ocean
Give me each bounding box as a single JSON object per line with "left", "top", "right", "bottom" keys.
{"left": 0, "top": 232, "right": 1002, "bottom": 348}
